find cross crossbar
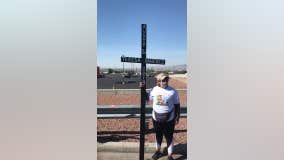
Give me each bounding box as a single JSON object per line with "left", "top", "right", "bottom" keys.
{"left": 121, "top": 56, "right": 165, "bottom": 64}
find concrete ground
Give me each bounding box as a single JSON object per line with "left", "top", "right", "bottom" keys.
{"left": 97, "top": 142, "right": 187, "bottom": 160}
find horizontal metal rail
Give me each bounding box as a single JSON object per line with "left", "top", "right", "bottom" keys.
{"left": 97, "top": 105, "right": 188, "bottom": 118}
{"left": 98, "top": 113, "right": 188, "bottom": 118}
{"left": 97, "top": 88, "right": 187, "bottom": 92}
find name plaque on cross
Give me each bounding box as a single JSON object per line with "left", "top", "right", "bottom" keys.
{"left": 121, "top": 56, "right": 166, "bottom": 65}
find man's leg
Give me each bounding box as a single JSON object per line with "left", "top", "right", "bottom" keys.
{"left": 163, "top": 120, "right": 175, "bottom": 158}
{"left": 152, "top": 118, "right": 163, "bottom": 151}
{"left": 152, "top": 118, "right": 163, "bottom": 160}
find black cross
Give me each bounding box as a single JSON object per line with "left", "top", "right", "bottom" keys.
{"left": 120, "top": 24, "right": 165, "bottom": 160}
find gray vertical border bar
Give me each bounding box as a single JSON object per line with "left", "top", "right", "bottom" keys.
{"left": 95, "top": 0, "right": 97, "bottom": 158}
{"left": 187, "top": 0, "right": 191, "bottom": 158}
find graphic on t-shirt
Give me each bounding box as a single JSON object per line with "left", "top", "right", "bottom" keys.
{"left": 156, "top": 95, "right": 168, "bottom": 106}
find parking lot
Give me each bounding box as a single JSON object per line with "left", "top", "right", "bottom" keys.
{"left": 97, "top": 74, "right": 157, "bottom": 89}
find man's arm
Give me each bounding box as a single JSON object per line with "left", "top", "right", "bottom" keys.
{"left": 146, "top": 92, "right": 149, "bottom": 101}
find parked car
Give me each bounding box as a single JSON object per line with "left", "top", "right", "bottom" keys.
{"left": 122, "top": 73, "right": 131, "bottom": 78}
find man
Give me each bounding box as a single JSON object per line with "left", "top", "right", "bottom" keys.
{"left": 140, "top": 73, "right": 180, "bottom": 160}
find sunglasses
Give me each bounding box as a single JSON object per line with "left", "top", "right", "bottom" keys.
{"left": 162, "top": 79, "right": 168, "bottom": 82}
{"left": 157, "top": 78, "right": 169, "bottom": 82}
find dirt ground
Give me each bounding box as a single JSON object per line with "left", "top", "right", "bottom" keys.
{"left": 97, "top": 117, "right": 188, "bottom": 144}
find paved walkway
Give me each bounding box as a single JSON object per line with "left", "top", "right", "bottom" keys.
{"left": 97, "top": 142, "right": 187, "bottom": 160}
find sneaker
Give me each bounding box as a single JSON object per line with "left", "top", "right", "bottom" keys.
{"left": 152, "top": 151, "right": 162, "bottom": 160}
{"left": 168, "top": 156, "right": 174, "bottom": 160}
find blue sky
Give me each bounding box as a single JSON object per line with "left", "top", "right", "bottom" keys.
{"left": 97, "top": 0, "right": 187, "bottom": 69}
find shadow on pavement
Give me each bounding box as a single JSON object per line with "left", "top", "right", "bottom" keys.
{"left": 97, "top": 135, "right": 139, "bottom": 143}
{"left": 160, "top": 143, "right": 187, "bottom": 160}
{"left": 98, "top": 129, "right": 187, "bottom": 143}
{"left": 173, "top": 143, "right": 187, "bottom": 160}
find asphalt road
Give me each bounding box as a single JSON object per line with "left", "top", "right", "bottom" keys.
{"left": 97, "top": 74, "right": 157, "bottom": 89}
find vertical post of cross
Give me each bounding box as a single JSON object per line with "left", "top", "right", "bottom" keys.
{"left": 120, "top": 24, "right": 165, "bottom": 159}
{"left": 139, "top": 24, "right": 147, "bottom": 160}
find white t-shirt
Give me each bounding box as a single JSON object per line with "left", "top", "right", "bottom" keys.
{"left": 149, "top": 86, "right": 180, "bottom": 121}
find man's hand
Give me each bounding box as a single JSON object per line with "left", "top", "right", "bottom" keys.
{"left": 139, "top": 82, "right": 145, "bottom": 88}
{"left": 139, "top": 81, "right": 150, "bottom": 102}
{"left": 174, "top": 103, "right": 180, "bottom": 125}
{"left": 175, "top": 117, "right": 180, "bottom": 125}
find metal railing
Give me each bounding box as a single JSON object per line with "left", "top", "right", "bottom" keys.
{"left": 97, "top": 105, "right": 187, "bottom": 118}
